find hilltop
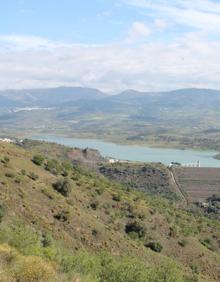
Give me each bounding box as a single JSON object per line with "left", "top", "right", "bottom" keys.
{"left": 0, "top": 139, "right": 219, "bottom": 281}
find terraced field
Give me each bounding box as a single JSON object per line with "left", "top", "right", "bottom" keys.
{"left": 174, "top": 167, "right": 220, "bottom": 203}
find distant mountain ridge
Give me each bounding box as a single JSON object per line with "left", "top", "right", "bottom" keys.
{"left": 2, "top": 86, "right": 220, "bottom": 151}
{"left": 0, "top": 86, "right": 107, "bottom": 107}
{"left": 1, "top": 86, "right": 220, "bottom": 108}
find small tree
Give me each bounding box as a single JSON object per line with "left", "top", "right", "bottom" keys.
{"left": 53, "top": 178, "right": 72, "bottom": 197}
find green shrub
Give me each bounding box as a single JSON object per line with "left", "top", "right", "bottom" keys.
{"left": 145, "top": 241, "right": 163, "bottom": 253}
{"left": 62, "top": 160, "right": 73, "bottom": 171}
{"left": 128, "top": 231, "right": 139, "bottom": 240}
{"left": 15, "top": 176, "right": 22, "bottom": 184}
{"left": 54, "top": 210, "right": 70, "bottom": 222}
{"left": 169, "top": 225, "right": 178, "bottom": 238}
{"left": 148, "top": 261, "right": 184, "bottom": 282}
{"left": 3, "top": 156, "right": 10, "bottom": 164}
{"left": 32, "top": 154, "right": 45, "bottom": 166}
{"left": 5, "top": 172, "right": 15, "bottom": 178}
{"left": 28, "top": 172, "right": 39, "bottom": 181}
{"left": 45, "top": 159, "right": 62, "bottom": 175}
{"left": 20, "top": 169, "right": 26, "bottom": 176}
{"left": 62, "top": 170, "right": 68, "bottom": 177}
{"left": 90, "top": 200, "right": 99, "bottom": 210}
{"left": 53, "top": 178, "right": 72, "bottom": 197}
{"left": 112, "top": 193, "right": 121, "bottom": 202}
{"left": 0, "top": 205, "right": 6, "bottom": 223}
{"left": 200, "top": 238, "right": 216, "bottom": 251}
{"left": 60, "top": 251, "right": 101, "bottom": 277}
{"left": 125, "top": 220, "right": 146, "bottom": 239}
{"left": 0, "top": 222, "right": 41, "bottom": 256}
{"left": 41, "top": 234, "right": 53, "bottom": 248}
{"left": 99, "top": 254, "right": 150, "bottom": 282}
{"left": 178, "top": 239, "right": 188, "bottom": 247}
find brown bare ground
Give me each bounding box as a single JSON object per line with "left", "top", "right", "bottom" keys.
{"left": 174, "top": 167, "right": 220, "bottom": 203}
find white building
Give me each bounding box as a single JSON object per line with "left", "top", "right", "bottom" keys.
{"left": 108, "top": 158, "right": 119, "bottom": 164}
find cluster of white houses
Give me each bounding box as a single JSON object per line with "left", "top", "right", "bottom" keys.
{"left": 0, "top": 138, "right": 14, "bottom": 143}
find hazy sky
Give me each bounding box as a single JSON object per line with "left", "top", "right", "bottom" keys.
{"left": 1, "top": 0, "right": 220, "bottom": 92}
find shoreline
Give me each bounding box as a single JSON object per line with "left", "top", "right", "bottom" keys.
{"left": 26, "top": 132, "right": 220, "bottom": 153}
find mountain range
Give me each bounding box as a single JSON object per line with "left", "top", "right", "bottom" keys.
{"left": 1, "top": 86, "right": 220, "bottom": 107}
{"left": 1, "top": 86, "right": 220, "bottom": 150}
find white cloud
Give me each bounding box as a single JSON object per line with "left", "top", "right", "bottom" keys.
{"left": 0, "top": 34, "right": 220, "bottom": 92}
{"left": 127, "top": 22, "right": 151, "bottom": 42}
{"left": 154, "top": 19, "right": 167, "bottom": 30}
{"left": 0, "top": 35, "right": 56, "bottom": 50}
{"left": 125, "top": 0, "right": 220, "bottom": 35}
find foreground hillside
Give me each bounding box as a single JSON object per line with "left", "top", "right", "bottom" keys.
{"left": 0, "top": 140, "right": 219, "bottom": 281}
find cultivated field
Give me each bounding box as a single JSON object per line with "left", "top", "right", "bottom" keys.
{"left": 174, "top": 167, "right": 220, "bottom": 203}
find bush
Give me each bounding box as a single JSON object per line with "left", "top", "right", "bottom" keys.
{"left": 0, "top": 223, "right": 41, "bottom": 256}
{"left": 13, "top": 255, "right": 55, "bottom": 281}
{"left": 100, "top": 254, "right": 150, "bottom": 282}
{"left": 3, "top": 156, "right": 10, "bottom": 164}
{"left": 53, "top": 178, "right": 72, "bottom": 197}
{"left": 178, "top": 239, "right": 188, "bottom": 247}
{"left": 200, "top": 238, "right": 216, "bottom": 251}
{"left": 41, "top": 234, "right": 53, "bottom": 248}
{"left": 54, "top": 210, "right": 70, "bottom": 222}
{"left": 32, "top": 155, "right": 45, "bottom": 166}
{"left": 112, "top": 193, "right": 121, "bottom": 202}
{"left": 0, "top": 204, "right": 6, "bottom": 223}
{"left": 61, "top": 252, "right": 151, "bottom": 282}
{"left": 0, "top": 244, "right": 16, "bottom": 265}
{"left": 15, "top": 176, "right": 22, "bottom": 183}
{"left": 169, "top": 226, "right": 178, "bottom": 238}
{"left": 20, "top": 169, "right": 26, "bottom": 176}
{"left": 145, "top": 241, "right": 163, "bottom": 253}
{"left": 62, "top": 160, "right": 73, "bottom": 171}
{"left": 90, "top": 200, "right": 99, "bottom": 210}
{"left": 5, "top": 172, "right": 15, "bottom": 178}
{"left": 28, "top": 172, "right": 39, "bottom": 181}
{"left": 125, "top": 220, "right": 146, "bottom": 239}
{"left": 60, "top": 251, "right": 102, "bottom": 277}
{"left": 148, "top": 261, "right": 184, "bottom": 282}
{"left": 45, "top": 159, "right": 62, "bottom": 175}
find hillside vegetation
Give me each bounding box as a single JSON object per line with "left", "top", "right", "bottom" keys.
{"left": 0, "top": 140, "right": 219, "bottom": 281}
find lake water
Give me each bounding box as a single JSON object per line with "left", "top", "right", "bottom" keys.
{"left": 32, "top": 135, "right": 220, "bottom": 167}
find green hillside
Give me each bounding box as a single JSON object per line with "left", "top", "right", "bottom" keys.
{"left": 0, "top": 140, "right": 219, "bottom": 281}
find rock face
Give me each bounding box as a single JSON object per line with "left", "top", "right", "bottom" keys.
{"left": 99, "top": 163, "right": 178, "bottom": 200}
{"left": 68, "top": 147, "right": 105, "bottom": 166}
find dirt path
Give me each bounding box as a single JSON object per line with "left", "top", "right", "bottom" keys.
{"left": 169, "top": 169, "right": 188, "bottom": 206}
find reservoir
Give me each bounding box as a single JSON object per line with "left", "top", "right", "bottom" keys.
{"left": 32, "top": 135, "right": 220, "bottom": 167}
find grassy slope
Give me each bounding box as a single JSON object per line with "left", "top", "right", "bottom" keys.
{"left": 0, "top": 141, "right": 219, "bottom": 281}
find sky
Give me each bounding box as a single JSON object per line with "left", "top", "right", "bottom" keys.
{"left": 0, "top": 0, "right": 220, "bottom": 92}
